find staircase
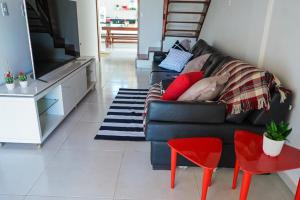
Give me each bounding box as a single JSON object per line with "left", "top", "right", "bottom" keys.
{"left": 136, "top": 0, "right": 211, "bottom": 68}
{"left": 162, "top": 0, "right": 211, "bottom": 39}
{"left": 26, "top": 0, "right": 79, "bottom": 57}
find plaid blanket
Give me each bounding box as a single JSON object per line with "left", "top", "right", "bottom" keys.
{"left": 213, "top": 60, "right": 286, "bottom": 114}
{"left": 143, "top": 83, "right": 162, "bottom": 127}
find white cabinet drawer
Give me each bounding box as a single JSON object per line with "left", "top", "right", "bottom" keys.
{"left": 61, "top": 73, "right": 77, "bottom": 115}
{"left": 61, "top": 68, "right": 88, "bottom": 115}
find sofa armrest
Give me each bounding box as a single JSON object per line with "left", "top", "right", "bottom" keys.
{"left": 153, "top": 51, "right": 167, "bottom": 63}
{"left": 147, "top": 100, "right": 226, "bottom": 123}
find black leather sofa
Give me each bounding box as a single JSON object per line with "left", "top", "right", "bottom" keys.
{"left": 145, "top": 40, "right": 293, "bottom": 170}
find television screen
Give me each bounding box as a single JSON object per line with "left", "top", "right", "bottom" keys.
{"left": 26, "top": 0, "right": 80, "bottom": 79}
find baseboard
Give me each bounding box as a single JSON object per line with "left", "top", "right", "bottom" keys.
{"left": 278, "top": 172, "right": 297, "bottom": 194}
{"left": 137, "top": 54, "right": 148, "bottom": 60}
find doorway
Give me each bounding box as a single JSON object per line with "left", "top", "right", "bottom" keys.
{"left": 97, "top": 0, "right": 139, "bottom": 55}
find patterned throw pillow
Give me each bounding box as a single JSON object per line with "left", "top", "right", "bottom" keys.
{"left": 171, "top": 40, "right": 189, "bottom": 52}
{"left": 159, "top": 48, "right": 193, "bottom": 72}
{"left": 143, "top": 83, "right": 162, "bottom": 128}
{"left": 181, "top": 53, "right": 211, "bottom": 74}
{"left": 178, "top": 73, "right": 230, "bottom": 102}
{"left": 162, "top": 72, "right": 204, "bottom": 100}
{"left": 144, "top": 83, "right": 162, "bottom": 119}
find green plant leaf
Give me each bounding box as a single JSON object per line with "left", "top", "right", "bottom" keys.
{"left": 265, "top": 121, "right": 292, "bottom": 141}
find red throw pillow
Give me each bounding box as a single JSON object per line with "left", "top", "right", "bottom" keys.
{"left": 161, "top": 71, "right": 204, "bottom": 100}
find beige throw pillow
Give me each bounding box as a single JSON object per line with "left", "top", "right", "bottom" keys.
{"left": 178, "top": 72, "right": 230, "bottom": 102}
{"left": 181, "top": 53, "right": 211, "bottom": 74}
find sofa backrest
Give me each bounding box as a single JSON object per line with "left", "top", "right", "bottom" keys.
{"left": 247, "top": 91, "right": 292, "bottom": 125}
{"left": 190, "top": 40, "right": 235, "bottom": 77}
{"left": 225, "top": 91, "right": 292, "bottom": 124}
{"left": 202, "top": 54, "right": 233, "bottom": 77}
{"left": 190, "top": 39, "right": 217, "bottom": 58}
{"left": 190, "top": 39, "right": 292, "bottom": 125}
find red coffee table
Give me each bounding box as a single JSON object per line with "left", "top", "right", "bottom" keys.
{"left": 232, "top": 130, "right": 300, "bottom": 200}
{"left": 168, "top": 137, "right": 222, "bottom": 200}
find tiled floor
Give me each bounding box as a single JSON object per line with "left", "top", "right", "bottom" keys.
{"left": 0, "top": 44, "right": 294, "bottom": 200}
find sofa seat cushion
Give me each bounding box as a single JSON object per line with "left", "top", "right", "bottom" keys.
{"left": 152, "top": 62, "right": 177, "bottom": 73}
{"left": 161, "top": 72, "right": 204, "bottom": 100}
{"left": 225, "top": 111, "right": 253, "bottom": 124}
{"left": 151, "top": 71, "right": 179, "bottom": 85}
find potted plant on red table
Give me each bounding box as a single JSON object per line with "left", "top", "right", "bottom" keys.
{"left": 263, "top": 121, "right": 292, "bottom": 157}
{"left": 4, "top": 71, "right": 15, "bottom": 90}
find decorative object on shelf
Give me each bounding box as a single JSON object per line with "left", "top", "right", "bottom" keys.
{"left": 124, "top": 20, "right": 129, "bottom": 27}
{"left": 4, "top": 71, "right": 15, "bottom": 90}
{"left": 263, "top": 120, "right": 292, "bottom": 157}
{"left": 18, "top": 71, "right": 28, "bottom": 88}
{"left": 122, "top": 5, "right": 129, "bottom": 10}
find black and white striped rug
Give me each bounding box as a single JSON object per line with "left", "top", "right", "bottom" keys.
{"left": 95, "top": 88, "right": 148, "bottom": 141}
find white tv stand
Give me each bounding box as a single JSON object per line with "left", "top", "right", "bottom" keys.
{"left": 0, "top": 57, "right": 97, "bottom": 147}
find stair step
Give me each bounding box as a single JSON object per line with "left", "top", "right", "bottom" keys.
{"left": 168, "top": 11, "right": 206, "bottom": 15}
{"left": 149, "top": 47, "right": 162, "bottom": 52}
{"left": 65, "top": 44, "right": 75, "bottom": 49}
{"left": 137, "top": 54, "right": 149, "bottom": 60}
{"left": 169, "top": 1, "right": 210, "bottom": 4}
{"left": 165, "top": 34, "right": 197, "bottom": 38}
{"left": 29, "top": 20, "right": 44, "bottom": 26}
{"left": 167, "top": 21, "right": 201, "bottom": 24}
{"left": 28, "top": 17, "right": 41, "bottom": 20}
{"left": 55, "top": 38, "right": 65, "bottom": 44}
{"left": 29, "top": 27, "right": 49, "bottom": 33}
{"left": 166, "top": 29, "right": 200, "bottom": 32}
{"left": 162, "top": 0, "right": 211, "bottom": 43}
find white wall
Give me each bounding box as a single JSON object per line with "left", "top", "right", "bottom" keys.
{"left": 262, "top": 0, "right": 300, "bottom": 192}
{"left": 76, "top": 0, "right": 99, "bottom": 61}
{"left": 0, "top": 0, "right": 33, "bottom": 84}
{"left": 200, "top": 0, "right": 300, "bottom": 193}
{"left": 138, "top": 0, "right": 163, "bottom": 54}
{"left": 76, "top": 0, "right": 101, "bottom": 86}
{"left": 200, "top": 0, "right": 269, "bottom": 65}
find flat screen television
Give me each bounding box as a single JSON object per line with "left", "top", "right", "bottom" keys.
{"left": 26, "top": 0, "right": 80, "bottom": 79}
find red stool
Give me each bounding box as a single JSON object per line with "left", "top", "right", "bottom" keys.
{"left": 232, "top": 130, "right": 300, "bottom": 200}
{"left": 168, "top": 137, "right": 222, "bottom": 200}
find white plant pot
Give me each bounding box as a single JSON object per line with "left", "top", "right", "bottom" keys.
{"left": 20, "top": 81, "right": 28, "bottom": 88}
{"left": 263, "top": 133, "right": 285, "bottom": 157}
{"left": 6, "top": 83, "right": 15, "bottom": 90}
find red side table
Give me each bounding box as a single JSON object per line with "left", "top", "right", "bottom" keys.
{"left": 168, "top": 137, "right": 222, "bottom": 200}
{"left": 232, "top": 130, "right": 300, "bottom": 200}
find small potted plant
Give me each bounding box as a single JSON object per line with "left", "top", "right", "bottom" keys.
{"left": 263, "top": 121, "right": 292, "bottom": 157}
{"left": 18, "top": 72, "right": 28, "bottom": 88}
{"left": 4, "top": 71, "right": 15, "bottom": 90}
